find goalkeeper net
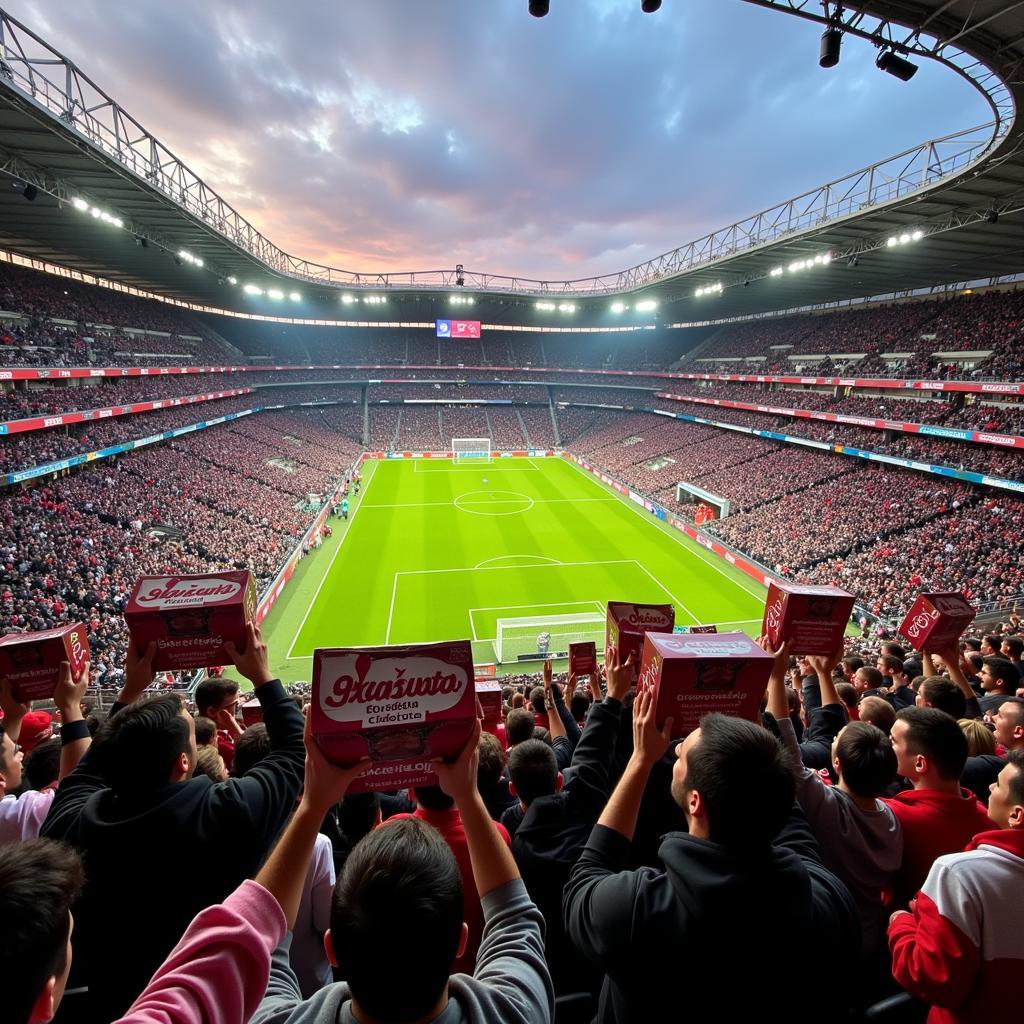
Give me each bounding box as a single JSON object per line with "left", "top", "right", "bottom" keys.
{"left": 494, "top": 612, "right": 605, "bottom": 664}
{"left": 452, "top": 437, "right": 491, "bottom": 463}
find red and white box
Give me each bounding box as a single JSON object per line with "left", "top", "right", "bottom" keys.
{"left": 475, "top": 680, "right": 503, "bottom": 723}
{"left": 240, "top": 698, "right": 263, "bottom": 727}
{"left": 762, "top": 582, "right": 855, "bottom": 656}
{"left": 898, "top": 592, "right": 977, "bottom": 651}
{"left": 637, "top": 631, "right": 773, "bottom": 739}
{"left": 686, "top": 624, "right": 718, "bottom": 634}
{"left": 312, "top": 640, "right": 477, "bottom": 793}
{"left": 0, "top": 624, "right": 90, "bottom": 703}
{"left": 569, "top": 641, "right": 597, "bottom": 676}
{"left": 124, "top": 571, "right": 257, "bottom": 671}
{"left": 606, "top": 602, "right": 675, "bottom": 678}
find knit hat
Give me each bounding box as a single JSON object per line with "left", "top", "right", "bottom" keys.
{"left": 19, "top": 711, "right": 53, "bottom": 754}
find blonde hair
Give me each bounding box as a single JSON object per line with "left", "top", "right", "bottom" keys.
{"left": 192, "top": 744, "right": 227, "bottom": 783}
{"left": 958, "top": 719, "right": 996, "bottom": 758}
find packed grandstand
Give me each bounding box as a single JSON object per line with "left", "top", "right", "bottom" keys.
{"left": 3, "top": 2, "right": 1024, "bottom": 1024}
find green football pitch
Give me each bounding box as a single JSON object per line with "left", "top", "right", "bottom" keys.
{"left": 261, "top": 456, "right": 770, "bottom": 684}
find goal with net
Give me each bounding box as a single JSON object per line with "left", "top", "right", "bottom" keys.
{"left": 452, "top": 437, "right": 492, "bottom": 464}
{"left": 494, "top": 612, "right": 605, "bottom": 664}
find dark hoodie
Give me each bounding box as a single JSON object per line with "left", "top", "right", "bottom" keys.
{"left": 41, "top": 679, "right": 304, "bottom": 1023}
{"left": 564, "top": 810, "right": 859, "bottom": 1024}
{"left": 512, "top": 695, "right": 622, "bottom": 994}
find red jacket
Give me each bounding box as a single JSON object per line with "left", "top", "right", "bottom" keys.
{"left": 889, "top": 829, "right": 1024, "bottom": 1024}
{"left": 883, "top": 788, "right": 993, "bottom": 907}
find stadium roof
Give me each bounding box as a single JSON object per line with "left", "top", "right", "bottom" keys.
{"left": 0, "top": 1, "right": 1023, "bottom": 329}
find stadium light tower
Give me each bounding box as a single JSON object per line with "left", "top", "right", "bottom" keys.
{"left": 529, "top": 0, "right": 549, "bottom": 17}
{"left": 876, "top": 48, "right": 918, "bottom": 81}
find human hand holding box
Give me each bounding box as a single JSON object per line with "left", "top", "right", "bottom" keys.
{"left": 0, "top": 624, "right": 90, "bottom": 703}
{"left": 898, "top": 592, "right": 976, "bottom": 651}
{"left": 606, "top": 602, "right": 675, "bottom": 680}
{"left": 762, "top": 582, "right": 855, "bottom": 656}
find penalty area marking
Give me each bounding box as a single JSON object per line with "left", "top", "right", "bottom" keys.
{"left": 474, "top": 554, "right": 561, "bottom": 568}
{"left": 468, "top": 600, "right": 608, "bottom": 644}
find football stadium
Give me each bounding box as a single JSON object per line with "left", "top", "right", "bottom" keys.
{"left": 1, "top": 2, "right": 1024, "bottom": 1022}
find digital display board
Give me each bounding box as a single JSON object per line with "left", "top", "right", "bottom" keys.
{"left": 436, "top": 319, "right": 481, "bottom": 339}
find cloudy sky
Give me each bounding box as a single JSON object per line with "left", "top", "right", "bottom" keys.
{"left": 7, "top": 0, "right": 990, "bottom": 280}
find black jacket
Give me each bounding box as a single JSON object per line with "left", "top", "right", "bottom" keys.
{"left": 41, "top": 679, "right": 304, "bottom": 1023}
{"left": 564, "top": 809, "right": 859, "bottom": 1024}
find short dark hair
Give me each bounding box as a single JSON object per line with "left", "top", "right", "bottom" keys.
{"left": 881, "top": 642, "right": 906, "bottom": 660}
{"left": 965, "top": 652, "right": 984, "bottom": 673}
{"left": 879, "top": 655, "right": 904, "bottom": 675}
{"left": 963, "top": 637, "right": 982, "bottom": 652}
{"left": 683, "top": 714, "right": 794, "bottom": 849}
{"left": 476, "top": 731, "right": 504, "bottom": 792}
{"left": 983, "top": 656, "right": 1020, "bottom": 691}
{"left": 896, "top": 706, "right": 969, "bottom": 780}
{"left": 508, "top": 738, "right": 558, "bottom": 806}
{"left": 194, "top": 678, "right": 239, "bottom": 717}
{"left": 1005, "top": 749, "right": 1024, "bottom": 806}
{"left": 230, "top": 723, "right": 270, "bottom": 778}
{"left": 919, "top": 677, "right": 967, "bottom": 719}
{"left": 413, "top": 784, "right": 454, "bottom": 811}
{"left": 835, "top": 682, "right": 858, "bottom": 710}
{"left": 859, "top": 696, "right": 896, "bottom": 734}
{"left": 193, "top": 716, "right": 217, "bottom": 746}
{"left": 1001, "top": 636, "right": 1023, "bottom": 660}
{"left": 331, "top": 818, "right": 462, "bottom": 1021}
{"left": 836, "top": 723, "right": 897, "bottom": 798}
{"left": 842, "top": 655, "right": 864, "bottom": 677}
{"left": 570, "top": 692, "right": 590, "bottom": 721}
{"left": 505, "top": 708, "right": 536, "bottom": 746}
{"left": 97, "top": 694, "right": 191, "bottom": 795}
{"left": 858, "top": 666, "right": 884, "bottom": 689}
{"left": 529, "top": 686, "right": 546, "bottom": 714}
{"left": 23, "top": 737, "right": 61, "bottom": 791}
{"left": 984, "top": 634, "right": 1003, "bottom": 653}
{"left": 0, "top": 839, "right": 83, "bottom": 1024}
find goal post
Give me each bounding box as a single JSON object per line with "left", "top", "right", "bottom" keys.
{"left": 452, "top": 437, "right": 492, "bottom": 464}
{"left": 494, "top": 612, "right": 605, "bottom": 664}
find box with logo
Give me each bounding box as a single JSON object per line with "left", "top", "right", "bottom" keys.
{"left": 569, "top": 641, "right": 597, "bottom": 676}
{"left": 124, "top": 571, "right": 257, "bottom": 671}
{"left": 475, "top": 680, "right": 503, "bottom": 723}
{"left": 606, "top": 602, "right": 675, "bottom": 678}
{"left": 0, "top": 624, "right": 90, "bottom": 703}
{"left": 240, "top": 697, "right": 264, "bottom": 727}
{"left": 312, "top": 640, "right": 477, "bottom": 793}
{"left": 636, "top": 631, "right": 773, "bottom": 739}
{"left": 684, "top": 624, "right": 718, "bottom": 634}
{"left": 898, "top": 592, "right": 977, "bottom": 652}
{"left": 762, "top": 582, "right": 855, "bottom": 656}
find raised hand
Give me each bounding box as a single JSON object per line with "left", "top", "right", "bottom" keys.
{"left": 223, "top": 621, "right": 273, "bottom": 687}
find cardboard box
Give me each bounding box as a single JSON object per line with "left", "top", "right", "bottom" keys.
{"left": 762, "top": 582, "right": 855, "bottom": 656}
{"left": 125, "top": 571, "right": 257, "bottom": 671}
{"left": 312, "top": 640, "right": 477, "bottom": 793}
{"left": 606, "top": 602, "right": 675, "bottom": 678}
{"left": 240, "top": 698, "right": 263, "bottom": 727}
{"left": 475, "top": 680, "right": 503, "bottom": 723}
{"left": 569, "top": 641, "right": 597, "bottom": 676}
{"left": 637, "top": 631, "right": 773, "bottom": 739}
{"left": 0, "top": 624, "right": 90, "bottom": 703}
{"left": 685, "top": 624, "right": 718, "bottom": 634}
{"left": 898, "top": 592, "right": 977, "bottom": 652}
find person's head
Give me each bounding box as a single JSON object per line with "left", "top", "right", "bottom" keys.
{"left": 505, "top": 708, "right": 536, "bottom": 746}
{"left": 0, "top": 719, "right": 24, "bottom": 793}
{"left": 193, "top": 678, "right": 240, "bottom": 720}
{"left": 23, "top": 737, "right": 61, "bottom": 792}
{"left": 96, "top": 693, "right": 196, "bottom": 796}
{"left": 0, "top": 838, "right": 83, "bottom": 1024}
{"left": 193, "top": 716, "right": 217, "bottom": 747}
{"left": 963, "top": 637, "right": 982, "bottom": 653}
{"left": 965, "top": 652, "right": 984, "bottom": 676}
{"left": 507, "top": 738, "right": 560, "bottom": 808}
{"left": 832, "top": 722, "right": 898, "bottom": 798}
{"left": 327, "top": 817, "right": 465, "bottom": 1022}
{"left": 881, "top": 642, "right": 906, "bottom": 661}
{"left": 981, "top": 634, "right": 1002, "bottom": 657}
{"left": 989, "top": 697, "right": 1024, "bottom": 750}
{"left": 529, "top": 686, "right": 546, "bottom": 715}
{"left": 834, "top": 682, "right": 858, "bottom": 712}
{"left": 980, "top": 657, "right": 1019, "bottom": 695}
{"left": 192, "top": 744, "right": 227, "bottom": 783}
{"left": 570, "top": 692, "right": 589, "bottom": 722}
{"left": 858, "top": 695, "right": 896, "bottom": 735}
{"left": 230, "top": 723, "right": 270, "bottom": 778}
{"left": 475, "top": 731, "right": 504, "bottom": 793}
{"left": 853, "top": 666, "right": 883, "bottom": 695}
{"left": 337, "top": 792, "right": 381, "bottom": 847}
{"left": 987, "top": 749, "right": 1024, "bottom": 830}
{"left": 1000, "top": 636, "right": 1023, "bottom": 662}
{"left": 671, "top": 714, "right": 793, "bottom": 850}
{"left": 958, "top": 719, "right": 996, "bottom": 758}
{"left": 917, "top": 677, "right": 967, "bottom": 718}
{"left": 841, "top": 655, "right": 864, "bottom": 681}
{"left": 412, "top": 784, "right": 454, "bottom": 812}
{"left": 18, "top": 711, "right": 53, "bottom": 756}
{"left": 876, "top": 654, "right": 904, "bottom": 679}
{"left": 891, "top": 707, "right": 969, "bottom": 784}
{"left": 510, "top": 692, "right": 525, "bottom": 710}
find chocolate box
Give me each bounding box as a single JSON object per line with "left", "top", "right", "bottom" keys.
{"left": 0, "top": 624, "right": 90, "bottom": 703}
{"left": 898, "top": 592, "right": 977, "bottom": 652}
{"left": 475, "top": 680, "right": 503, "bottom": 723}
{"left": 240, "top": 697, "right": 263, "bottom": 727}
{"left": 124, "top": 571, "right": 257, "bottom": 671}
{"left": 312, "top": 640, "right": 477, "bottom": 793}
{"left": 606, "top": 602, "right": 675, "bottom": 678}
{"left": 569, "top": 641, "right": 597, "bottom": 676}
{"left": 636, "top": 631, "right": 773, "bottom": 739}
{"left": 762, "top": 582, "right": 855, "bottom": 656}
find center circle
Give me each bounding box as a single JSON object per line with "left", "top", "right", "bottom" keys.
{"left": 453, "top": 490, "right": 535, "bottom": 516}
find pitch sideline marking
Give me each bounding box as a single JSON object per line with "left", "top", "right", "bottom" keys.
{"left": 385, "top": 573, "right": 400, "bottom": 644}
{"left": 285, "top": 459, "right": 379, "bottom": 660}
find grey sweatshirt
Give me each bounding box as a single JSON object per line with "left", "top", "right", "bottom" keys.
{"left": 250, "top": 879, "right": 554, "bottom": 1024}
{"left": 776, "top": 716, "right": 903, "bottom": 956}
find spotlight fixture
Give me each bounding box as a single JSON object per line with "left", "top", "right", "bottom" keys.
{"left": 535, "top": 301, "right": 556, "bottom": 311}
{"left": 635, "top": 299, "right": 658, "bottom": 312}
{"left": 528, "top": 0, "right": 549, "bottom": 16}
{"left": 12, "top": 181, "right": 38, "bottom": 201}
{"left": 227, "top": 276, "right": 238, "bottom": 285}
{"left": 876, "top": 49, "right": 918, "bottom": 81}
{"left": 819, "top": 26, "right": 842, "bottom": 68}
{"left": 986, "top": 209, "right": 999, "bottom": 225}
{"left": 610, "top": 301, "right": 628, "bottom": 313}
{"left": 455, "top": 263, "right": 465, "bottom": 287}
{"left": 641, "top": 0, "right": 661, "bottom": 11}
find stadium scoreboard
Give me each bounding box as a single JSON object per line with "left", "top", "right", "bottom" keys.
{"left": 436, "top": 319, "right": 481, "bottom": 338}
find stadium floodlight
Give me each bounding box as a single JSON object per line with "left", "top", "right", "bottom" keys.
{"left": 177, "top": 250, "right": 202, "bottom": 266}
{"left": 876, "top": 49, "right": 918, "bottom": 81}
{"left": 72, "top": 197, "right": 89, "bottom": 211}
{"left": 558, "top": 303, "right": 576, "bottom": 313}
{"left": 243, "top": 283, "right": 263, "bottom": 295}
{"left": 635, "top": 299, "right": 658, "bottom": 311}
{"left": 819, "top": 27, "right": 842, "bottom": 68}
{"left": 641, "top": 0, "right": 662, "bottom": 11}
{"left": 610, "top": 301, "right": 627, "bottom": 313}
{"left": 769, "top": 267, "right": 784, "bottom": 277}
{"left": 341, "top": 294, "right": 356, "bottom": 304}
{"left": 227, "top": 276, "right": 238, "bottom": 285}
{"left": 536, "top": 301, "right": 556, "bottom": 311}
{"left": 289, "top": 291, "right": 301, "bottom": 301}
{"left": 695, "top": 283, "right": 723, "bottom": 297}
{"left": 528, "top": 0, "right": 549, "bottom": 16}
{"left": 267, "top": 288, "right": 284, "bottom": 300}
{"left": 887, "top": 229, "right": 923, "bottom": 247}
{"left": 912, "top": 229, "right": 924, "bottom": 240}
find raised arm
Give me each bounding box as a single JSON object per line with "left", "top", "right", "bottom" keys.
{"left": 54, "top": 660, "right": 91, "bottom": 781}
